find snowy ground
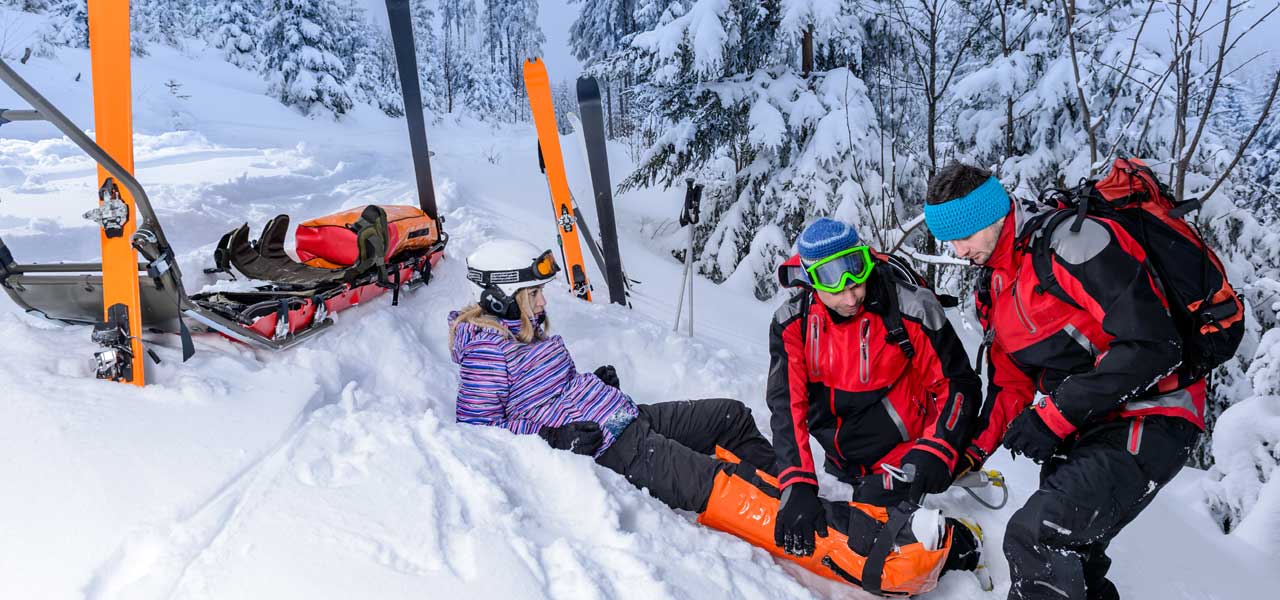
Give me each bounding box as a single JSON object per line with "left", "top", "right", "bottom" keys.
{"left": 1, "top": 25, "right": 1278, "bottom": 600}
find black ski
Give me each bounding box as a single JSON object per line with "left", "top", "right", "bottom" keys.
{"left": 576, "top": 77, "right": 627, "bottom": 306}
{"left": 385, "top": 0, "right": 438, "bottom": 220}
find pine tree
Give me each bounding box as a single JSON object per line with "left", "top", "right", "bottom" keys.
{"left": 465, "top": 56, "right": 514, "bottom": 120}
{"left": 210, "top": 0, "right": 259, "bottom": 68}
{"left": 259, "top": 0, "right": 354, "bottom": 117}
{"left": 40, "top": 0, "right": 88, "bottom": 50}
{"left": 3, "top": 0, "right": 49, "bottom": 12}
{"left": 481, "top": 0, "right": 543, "bottom": 116}
{"left": 352, "top": 28, "right": 406, "bottom": 118}
{"left": 439, "top": 0, "right": 477, "bottom": 113}
{"left": 411, "top": 0, "right": 445, "bottom": 113}
{"left": 621, "top": 0, "right": 887, "bottom": 299}
{"left": 133, "top": 0, "right": 190, "bottom": 53}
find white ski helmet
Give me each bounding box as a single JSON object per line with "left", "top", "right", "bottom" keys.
{"left": 465, "top": 239, "right": 560, "bottom": 301}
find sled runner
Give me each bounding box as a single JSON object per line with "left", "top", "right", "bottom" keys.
{"left": 0, "top": 0, "right": 447, "bottom": 375}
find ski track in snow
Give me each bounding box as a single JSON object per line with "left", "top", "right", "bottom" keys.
{"left": 1, "top": 26, "right": 1278, "bottom": 600}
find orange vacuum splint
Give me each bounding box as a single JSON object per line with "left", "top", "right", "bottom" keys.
{"left": 700, "top": 451, "right": 951, "bottom": 597}
{"left": 0, "top": 0, "right": 447, "bottom": 373}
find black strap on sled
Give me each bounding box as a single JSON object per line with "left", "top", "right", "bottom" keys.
{"left": 860, "top": 501, "right": 918, "bottom": 596}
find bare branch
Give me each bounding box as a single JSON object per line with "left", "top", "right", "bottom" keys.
{"left": 1222, "top": 51, "right": 1269, "bottom": 81}
{"left": 1094, "top": 60, "right": 1163, "bottom": 96}
{"left": 1198, "top": 69, "right": 1280, "bottom": 203}
{"left": 1095, "top": 1, "right": 1157, "bottom": 130}
{"left": 1060, "top": 0, "right": 1099, "bottom": 172}
{"left": 1178, "top": 0, "right": 1232, "bottom": 202}
{"left": 1223, "top": 3, "right": 1278, "bottom": 58}
{"left": 937, "top": 9, "right": 986, "bottom": 99}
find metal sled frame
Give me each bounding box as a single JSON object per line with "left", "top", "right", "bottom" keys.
{"left": 0, "top": 57, "right": 445, "bottom": 351}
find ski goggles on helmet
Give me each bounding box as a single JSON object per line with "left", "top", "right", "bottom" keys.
{"left": 467, "top": 249, "right": 561, "bottom": 288}
{"left": 804, "top": 245, "right": 875, "bottom": 293}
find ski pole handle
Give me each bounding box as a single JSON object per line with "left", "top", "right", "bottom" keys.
{"left": 680, "top": 178, "right": 703, "bottom": 226}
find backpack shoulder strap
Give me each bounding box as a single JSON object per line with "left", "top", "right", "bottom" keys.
{"left": 880, "top": 274, "right": 917, "bottom": 359}
{"left": 1028, "top": 210, "right": 1084, "bottom": 310}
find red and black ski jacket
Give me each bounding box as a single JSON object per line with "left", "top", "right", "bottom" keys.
{"left": 968, "top": 204, "right": 1206, "bottom": 465}
{"left": 766, "top": 263, "right": 981, "bottom": 491}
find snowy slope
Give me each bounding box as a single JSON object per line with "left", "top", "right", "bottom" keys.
{"left": 1, "top": 24, "right": 1277, "bottom": 600}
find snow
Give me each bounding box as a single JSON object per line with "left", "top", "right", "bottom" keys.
{"left": 1, "top": 9, "right": 1279, "bottom": 600}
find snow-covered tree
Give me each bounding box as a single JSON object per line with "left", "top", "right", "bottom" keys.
{"left": 481, "top": 0, "right": 543, "bottom": 116}
{"left": 411, "top": 0, "right": 445, "bottom": 113}
{"left": 132, "top": 0, "right": 191, "bottom": 54}
{"left": 464, "top": 56, "right": 514, "bottom": 120}
{"left": 439, "top": 0, "right": 477, "bottom": 113}
{"left": 259, "top": 0, "right": 354, "bottom": 117}
{"left": 1205, "top": 325, "right": 1280, "bottom": 538}
{"left": 621, "top": 0, "right": 891, "bottom": 299}
{"left": 210, "top": 0, "right": 259, "bottom": 68}
{"left": 351, "top": 27, "right": 406, "bottom": 118}
{"left": 3, "top": 0, "right": 49, "bottom": 12}
{"left": 39, "top": 0, "right": 87, "bottom": 50}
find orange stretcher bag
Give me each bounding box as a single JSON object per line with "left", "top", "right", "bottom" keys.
{"left": 295, "top": 205, "right": 438, "bottom": 269}
{"left": 699, "top": 449, "right": 950, "bottom": 596}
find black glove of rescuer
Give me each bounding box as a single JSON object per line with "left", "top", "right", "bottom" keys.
{"left": 774, "top": 483, "right": 828, "bottom": 557}
{"left": 901, "top": 448, "right": 953, "bottom": 503}
{"left": 1003, "top": 409, "right": 1063, "bottom": 463}
{"left": 593, "top": 365, "right": 620, "bottom": 389}
{"left": 538, "top": 421, "right": 604, "bottom": 455}
{"left": 953, "top": 447, "right": 983, "bottom": 478}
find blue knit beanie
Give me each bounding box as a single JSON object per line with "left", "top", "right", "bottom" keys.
{"left": 923, "top": 176, "right": 1011, "bottom": 241}
{"left": 797, "top": 218, "right": 861, "bottom": 262}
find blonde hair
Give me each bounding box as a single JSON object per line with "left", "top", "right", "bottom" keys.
{"left": 450, "top": 287, "right": 550, "bottom": 344}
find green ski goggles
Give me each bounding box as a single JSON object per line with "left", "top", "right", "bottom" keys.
{"left": 804, "top": 245, "right": 875, "bottom": 293}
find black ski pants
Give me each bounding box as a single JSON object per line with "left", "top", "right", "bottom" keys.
{"left": 1005, "top": 415, "right": 1199, "bottom": 600}
{"left": 595, "top": 398, "right": 775, "bottom": 512}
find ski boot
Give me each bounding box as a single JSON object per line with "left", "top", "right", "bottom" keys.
{"left": 948, "top": 517, "right": 994, "bottom": 591}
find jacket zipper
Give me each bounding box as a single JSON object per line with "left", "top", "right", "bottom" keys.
{"left": 1011, "top": 277, "right": 1038, "bottom": 334}
{"left": 859, "top": 317, "right": 871, "bottom": 384}
{"left": 807, "top": 313, "right": 822, "bottom": 379}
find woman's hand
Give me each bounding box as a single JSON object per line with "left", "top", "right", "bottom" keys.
{"left": 593, "top": 365, "right": 620, "bottom": 389}
{"left": 538, "top": 421, "right": 604, "bottom": 455}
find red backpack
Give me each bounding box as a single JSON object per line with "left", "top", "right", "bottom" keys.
{"left": 1023, "top": 157, "right": 1245, "bottom": 379}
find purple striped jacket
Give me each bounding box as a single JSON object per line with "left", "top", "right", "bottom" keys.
{"left": 449, "top": 311, "right": 638, "bottom": 455}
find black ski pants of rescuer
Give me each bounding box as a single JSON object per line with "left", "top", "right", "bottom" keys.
{"left": 1005, "top": 415, "right": 1200, "bottom": 600}
{"left": 595, "top": 398, "right": 775, "bottom": 511}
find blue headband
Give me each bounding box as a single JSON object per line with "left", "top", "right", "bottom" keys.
{"left": 923, "top": 176, "right": 1011, "bottom": 241}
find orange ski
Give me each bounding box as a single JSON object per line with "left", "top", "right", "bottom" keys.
{"left": 87, "top": 0, "right": 146, "bottom": 385}
{"left": 523, "top": 58, "right": 591, "bottom": 301}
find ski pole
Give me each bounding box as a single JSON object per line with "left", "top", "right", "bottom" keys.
{"left": 673, "top": 179, "right": 702, "bottom": 335}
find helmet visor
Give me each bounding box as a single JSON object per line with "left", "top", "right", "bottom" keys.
{"left": 805, "top": 246, "right": 874, "bottom": 293}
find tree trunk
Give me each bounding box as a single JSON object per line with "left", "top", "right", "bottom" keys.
{"left": 802, "top": 25, "right": 814, "bottom": 77}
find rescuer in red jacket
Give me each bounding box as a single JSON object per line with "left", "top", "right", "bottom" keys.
{"left": 766, "top": 218, "right": 982, "bottom": 559}
{"left": 924, "top": 163, "right": 1203, "bottom": 600}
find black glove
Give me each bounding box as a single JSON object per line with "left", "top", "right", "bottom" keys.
{"left": 593, "top": 365, "right": 620, "bottom": 389}
{"left": 538, "top": 421, "right": 604, "bottom": 455}
{"left": 1002, "top": 409, "right": 1063, "bottom": 463}
{"left": 774, "top": 483, "right": 828, "bottom": 557}
{"left": 900, "top": 448, "right": 953, "bottom": 503}
{"left": 953, "top": 448, "right": 983, "bottom": 478}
